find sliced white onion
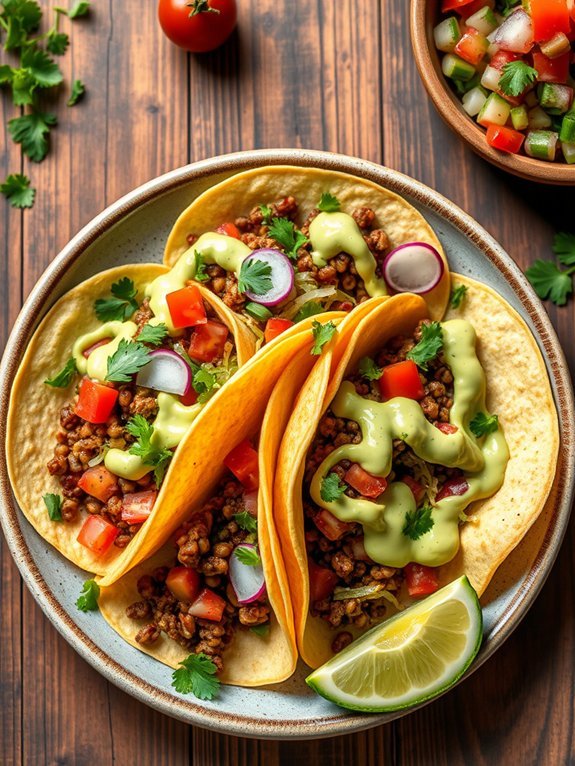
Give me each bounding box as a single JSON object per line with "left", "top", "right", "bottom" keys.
{"left": 229, "top": 543, "right": 266, "bottom": 605}
{"left": 136, "top": 349, "right": 192, "bottom": 396}
{"left": 382, "top": 242, "right": 444, "bottom": 295}
{"left": 242, "top": 249, "right": 295, "bottom": 307}
{"left": 493, "top": 8, "right": 533, "bottom": 54}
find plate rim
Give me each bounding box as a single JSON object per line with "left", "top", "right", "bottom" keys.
{"left": 1, "top": 148, "right": 573, "bottom": 739}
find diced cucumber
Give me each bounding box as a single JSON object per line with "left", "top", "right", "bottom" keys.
{"left": 466, "top": 6, "right": 498, "bottom": 35}
{"left": 510, "top": 105, "right": 529, "bottom": 131}
{"left": 442, "top": 53, "right": 476, "bottom": 82}
{"left": 477, "top": 92, "right": 511, "bottom": 127}
{"left": 561, "top": 141, "right": 575, "bottom": 164}
{"left": 463, "top": 86, "right": 488, "bottom": 116}
{"left": 537, "top": 83, "right": 574, "bottom": 115}
{"left": 540, "top": 32, "right": 570, "bottom": 59}
{"left": 559, "top": 115, "right": 575, "bottom": 143}
{"left": 480, "top": 65, "right": 501, "bottom": 92}
{"left": 524, "top": 130, "right": 558, "bottom": 161}
{"left": 528, "top": 106, "right": 552, "bottom": 130}
{"left": 434, "top": 17, "right": 462, "bottom": 53}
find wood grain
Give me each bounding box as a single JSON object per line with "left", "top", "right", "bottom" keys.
{"left": 1, "top": 0, "right": 574, "bottom": 764}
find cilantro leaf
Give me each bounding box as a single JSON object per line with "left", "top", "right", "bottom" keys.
{"left": 67, "top": 1, "right": 90, "bottom": 18}
{"left": 525, "top": 260, "right": 573, "bottom": 306}
{"left": 470, "top": 412, "right": 499, "bottom": 437}
{"left": 8, "top": 111, "right": 57, "bottom": 162}
{"left": 498, "top": 61, "right": 537, "bottom": 97}
{"left": 94, "top": 277, "right": 139, "bottom": 321}
{"left": 233, "top": 511, "right": 257, "bottom": 533}
{"left": 406, "top": 321, "right": 443, "bottom": 371}
{"left": 8, "top": 67, "right": 37, "bottom": 105}
{"left": 1, "top": 1, "right": 42, "bottom": 50}
{"left": 293, "top": 301, "right": 325, "bottom": 323}
{"left": 1, "top": 172, "right": 35, "bottom": 208}
{"left": 402, "top": 506, "right": 434, "bottom": 541}
{"left": 67, "top": 78, "right": 84, "bottom": 106}
{"left": 320, "top": 472, "right": 347, "bottom": 502}
{"left": 172, "top": 653, "right": 220, "bottom": 700}
{"left": 268, "top": 217, "right": 309, "bottom": 260}
{"left": 76, "top": 579, "right": 100, "bottom": 612}
{"left": 311, "top": 320, "right": 337, "bottom": 355}
{"left": 259, "top": 204, "right": 273, "bottom": 225}
{"left": 194, "top": 250, "right": 209, "bottom": 282}
{"left": 359, "top": 356, "right": 382, "bottom": 381}
{"left": 234, "top": 545, "right": 261, "bottom": 567}
{"left": 43, "top": 493, "right": 62, "bottom": 521}
{"left": 44, "top": 356, "right": 77, "bottom": 387}
{"left": 137, "top": 322, "right": 168, "bottom": 346}
{"left": 552, "top": 232, "right": 575, "bottom": 267}
{"left": 192, "top": 363, "right": 234, "bottom": 403}
{"left": 450, "top": 284, "right": 468, "bottom": 309}
{"left": 47, "top": 30, "right": 69, "bottom": 55}
{"left": 20, "top": 45, "right": 63, "bottom": 87}
{"left": 126, "top": 414, "right": 173, "bottom": 485}
{"left": 237, "top": 258, "right": 273, "bottom": 295}
{"left": 105, "top": 339, "right": 150, "bottom": 382}
{"left": 318, "top": 192, "right": 341, "bottom": 213}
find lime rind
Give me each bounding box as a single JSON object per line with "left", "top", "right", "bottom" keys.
{"left": 305, "top": 575, "right": 483, "bottom": 712}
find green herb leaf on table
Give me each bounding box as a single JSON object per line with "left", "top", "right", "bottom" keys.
{"left": 406, "top": 321, "right": 443, "bottom": 370}
{"left": 8, "top": 112, "right": 58, "bottom": 162}
{"left": 525, "top": 260, "right": 573, "bottom": 306}
{"left": 46, "top": 30, "right": 69, "bottom": 55}
{"left": 8, "top": 67, "right": 37, "bottom": 106}
{"left": 268, "top": 217, "right": 309, "bottom": 260}
{"left": 470, "top": 412, "right": 499, "bottom": 438}
{"left": 0, "top": 172, "right": 35, "bottom": 208}
{"left": 94, "top": 277, "right": 139, "bottom": 321}
{"left": 1, "top": 1, "right": 42, "bottom": 51}
{"left": 172, "top": 653, "right": 220, "bottom": 700}
{"left": 233, "top": 511, "right": 257, "bottom": 534}
{"left": 311, "top": 320, "right": 337, "bottom": 355}
{"left": 402, "top": 506, "right": 434, "bottom": 541}
{"left": 67, "top": 78, "right": 84, "bottom": 105}
{"left": 359, "top": 356, "right": 382, "bottom": 381}
{"left": 44, "top": 356, "right": 77, "bottom": 387}
{"left": 498, "top": 61, "right": 537, "bottom": 97}
{"left": 66, "top": 1, "right": 91, "bottom": 19}
{"left": 138, "top": 322, "right": 169, "bottom": 346}
{"left": 237, "top": 258, "right": 273, "bottom": 295}
{"left": 293, "top": 301, "right": 325, "bottom": 323}
{"left": 317, "top": 192, "right": 341, "bottom": 213}
{"left": 234, "top": 545, "right": 261, "bottom": 567}
{"left": 76, "top": 579, "right": 100, "bottom": 612}
{"left": 105, "top": 339, "right": 150, "bottom": 383}
{"left": 321, "top": 472, "right": 347, "bottom": 502}
{"left": 553, "top": 232, "right": 575, "bottom": 266}
{"left": 43, "top": 493, "right": 62, "bottom": 521}
{"left": 449, "top": 284, "right": 468, "bottom": 309}
{"left": 194, "top": 250, "right": 209, "bottom": 282}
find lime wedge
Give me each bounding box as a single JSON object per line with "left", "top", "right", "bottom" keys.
{"left": 306, "top": 575, "right": 482, "bottom": 712}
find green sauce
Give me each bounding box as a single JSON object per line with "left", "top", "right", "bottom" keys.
{"left": 309, "top": 320, "right": 509, "bottom": 568}
{"left": 73, "top": 321, "right": 137, "bottom": 382}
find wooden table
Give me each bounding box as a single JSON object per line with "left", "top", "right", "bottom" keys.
{"left": 1, "top": 2, "right": 574, "bottom": 764}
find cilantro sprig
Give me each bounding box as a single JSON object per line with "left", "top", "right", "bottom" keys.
{"left": 237, "top": 258, "right": 273, "bottom": 295}
{"left": 402, "top": 506, "right": 434, "bottom": 541}
{"left": 43, "top": 492, "right": 62, "bottom": 521}
{"left": 105, "top": 339, "right": 150, "bottom": 383}
{"left": 293, "top": 301, "right": 325, "bottom": 323}
{"left": 470, "top": 412, "right": 499, "bottom": 438}
{"left": 498, "top": 61, "right": 537, "bottom": 97}
{"left": 0, "top": 172, "right": 35, "bottom": 207}
{"left": 94, "top": 277, "right": 139, "bottom": 322}
{"left": 126, "top": 414, "right": 172, "bottom": 486}
{"left": 233, "top": 511, "right": 257, "bottom": 534}
{"left": 76, "top": 578, "right": 99, "bottom": 612}
{"left": 406, "top": 321, "right": 443, "bottom": 371}
{"left": 44, "top": 356, "right": 77, "bottom": 387}
{"left": 194, "top": 251, "right": 209, "bottom": 282}
{"left": 359, "top": 356, "right": 382, "bottom": 382}
{"left": 525, "top": 232, "right": 575, "bottom": 306}
{"left": 138, "top": 322, "right": 169, "bottom": 346}
{"left": 317, "top": 192, "right": 341, "bottom": 213}
{"left": 172, "top": 653, "right": 220, "bottom": 700}
{"left": 449, "top": 284, "right": 468, "bottom": 310}
{"left": 320, "top": 472, "right": 347, "bottom": 502}
{"left": 67, "top": 77, "right": 84, "bottom": 105}
{"left": 234, "top": 545, "right": 261, "bottom": 567}
{"left": 311, "top": 320, "right": 337, "bottom": 355}
{"left": 268, "top": 217, "right": 309, "bottom": 260}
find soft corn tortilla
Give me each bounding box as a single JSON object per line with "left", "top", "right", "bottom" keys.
{"left": 274, "top": 276, "right": 559, "bottom": 669}
{"left": 6, "top": 265, "right": 257, "bottom": 576}
{"left": 163, "top": 165, "right": 450, "bottom": 320}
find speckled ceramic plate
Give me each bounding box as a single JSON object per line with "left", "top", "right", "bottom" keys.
{"left": 1, "top": 150, "right": 573, "bottom": 739}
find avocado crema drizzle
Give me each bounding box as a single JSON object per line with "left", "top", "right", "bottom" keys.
{"left": 310, "top": 320, "right": 510, "bottom": 569}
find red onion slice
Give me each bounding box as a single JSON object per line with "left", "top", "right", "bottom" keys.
{"left": 241, "top": 248, "right": 295, "bottom": 307}
{"left": 135, "top": 348, "right": 192, "bottom": 396}
{"left": 382, "top": 242, "right": 444, "bottom": 295}
{"left": 229, "top": 543, "right": 266, "bottom": 605}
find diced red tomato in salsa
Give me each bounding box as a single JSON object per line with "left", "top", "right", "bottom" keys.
{"left": 454, "top": 28, "right": 489, "bottom": 66}
{"left": 166, "top": 566, "right": 201, "bottom": 603}
{"left": 530, "top": 0, "right": 570, "bottom": 42}
{"left": 75, "top": 377, "right": 118, "bottom": 424}
{"left": 77, "top": 514, "right": 119, "bottom": 556}
{"left": 312, "top": 509, "right": 353, "bottom": 541}
{"left": 216, "top": 222, "right": 241, "bottom": 239}
{"left": 486, "top": 125, "right": 525, "bottom": 154}
{"left": 224, "top": 439, "right": 259, "bottom": 491}
{"left": 308, "top": 560, "right": 339, "bottom": 603}
{"left": 489, "top": 50, "right": 521, "bottom": 70}
{"left": 188, "top": 588, "right": 226, "bottom": 622}
{"left": 188, "top": 319, "right": 229, "bottom": 363}
{"left": 264, "top": 317, "right": 295, "bottom": 343}
{"left": 166, "top": 285, "right": 207, "bottom": 330}
{"left": 532, "top": 50, "right": 570, "bottom": 84}
{"left": 441, "top": 0, "right": 475, "bottom": 12}
{"left": 402, "top": 475, "right": 426, "bottom": 504}
{"left": 379, "top": 360, "right": 424, "bottom": 401}
{"left": 78, "top": 465, "right": 119, "bottom": 502}
{"left": 435, "top": 422, "right": 459, "bottom": 434}
{"left": 344, "top": 463, "right": 387, "bottom": 498}
{"left": 436, "top": 476, "right": 470, "bottom": 502}
{"left": 404, "top": 563, "right": 439, "bottom": 598}
{"left": 120, "top": 490, "right": 157, "bottom": 524}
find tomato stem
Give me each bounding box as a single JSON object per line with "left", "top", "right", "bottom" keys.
{"left": 187, "top": 0, "right": 220, "bottom": 16}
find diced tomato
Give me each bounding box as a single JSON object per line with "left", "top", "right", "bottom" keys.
{"left": 313, "top": 509, "right": 353, "bottom": 541}
{"left": 82, "top": 338, "right": 112, "bottom": 358}
{"left": 404, "top": 563, "right": 439, "bottom": 598}
{"left": 441, "top": 0, "right": 475, "bottom": 12}
{"left": 75, "top": 377, "right": 118, "bottom": 424}
{"left": 77, "top": 514, "right": 119, "bottom": 556}
{"left": 78, "top": 465, "right": 119, "bottom": 502}
{"left": 188, "top": 588, "right": 226, "bottom": 622}
{"left": 532, "top": 50, "right": 570, "bottom": 83}
{"left": 121, "top": 490, "right": 157, "bottom": 524}
{"left": 489, "top": 50, "right": 522, "bottom": 70}
{"left": 435, "top": 422, "right": 459, "bottom": 434}
{"left": 379, "top": 360, "right": 425, "bottom": 401}
{"left": 180, "top": 387, "right": 199, "bottom": 406}
{"left": 344, "top": 463, "right": 387, "bottom": 499}
{"left": 188, "top": 319, "right": 229, "bottom": 363}
{"left": 402, "top": 475, "right": 426, "bottom": 504}
{"left": 216, "top": 222, "right": 241, "bottom": 239}
{"left": 530, "top": 0, "right": 570, "bottom": 42}
{"left": 224, "top": 439, "right": 259, "bottom": 491}
{"left": 436, "top": 476, "right": 470, "bottom": 502}
{"left": 166, "top": 566, "right": 201, "bottom": 603}
{"left": 264, "top": 317, "right": 295, "bottom": 344}
{"left": 454, "top": 27, "right": 489, "bottom": 65}
{"left": 486, "top": 124, "right": 525, "bottom": 154}
{"left": 166, "top": 285, "right": 207, "bottom": 330}
{"left": 308, "top": 560, "right": 339, "bottom": 603}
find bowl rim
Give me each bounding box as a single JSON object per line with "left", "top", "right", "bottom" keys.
{"left": 410, "top": 0, "right": 575, "bottom": 185}
{"left": 0, "top": 148, "right": 574, "bottom": 739}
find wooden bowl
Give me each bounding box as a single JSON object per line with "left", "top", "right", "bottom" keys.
{"left": 410, "top": 0, "right": 575, "bottom": 185}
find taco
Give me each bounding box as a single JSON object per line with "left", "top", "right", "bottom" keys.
{"left": 163, "top": 166, "right": 451, "bottom": 333}
{"left": 274, "top": 276, "right": 559, "bottom": 669}
{"left": 6, "top": 264, "right": 257, "bottom": 576}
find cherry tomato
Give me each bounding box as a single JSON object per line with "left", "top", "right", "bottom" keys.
{"left": 404, "top": 563, "right": 439, "bottom": 598}
{"left": 188, "top": 588, "right": 226, "bottom": 621}
{"left": 344, "top": 463, "right": 387, "bottom": 499}
{"left": 312, "top": 509, "right": 353, "bottom": 541}
{"left": 75, "top": 377, "right": 118, "bottom": 424}
{"left": 224, "top": 439, "right": 259, "bottom": 491}
{"left": 188, "top": 319, "right": 229, "bottom": 362}
{"left": 308, "top": 561, "right": 339, "bottom": 603}
{"left": 121, "top": 490, "right": 158, "bottom": 524}
{"left": 78, "top": 465, "right": 119, "bottom": 503}
{"left": 379, "top": 360, "right": 425, "bottom": 401}
{"left": 158, "top": 0, "right": 237, "bottom": 54}
{"left": 166, "top": 566, "right": 201, "bottom": 603}
{"left": 77, "top": 515, "right": 119, "bottom": 556}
